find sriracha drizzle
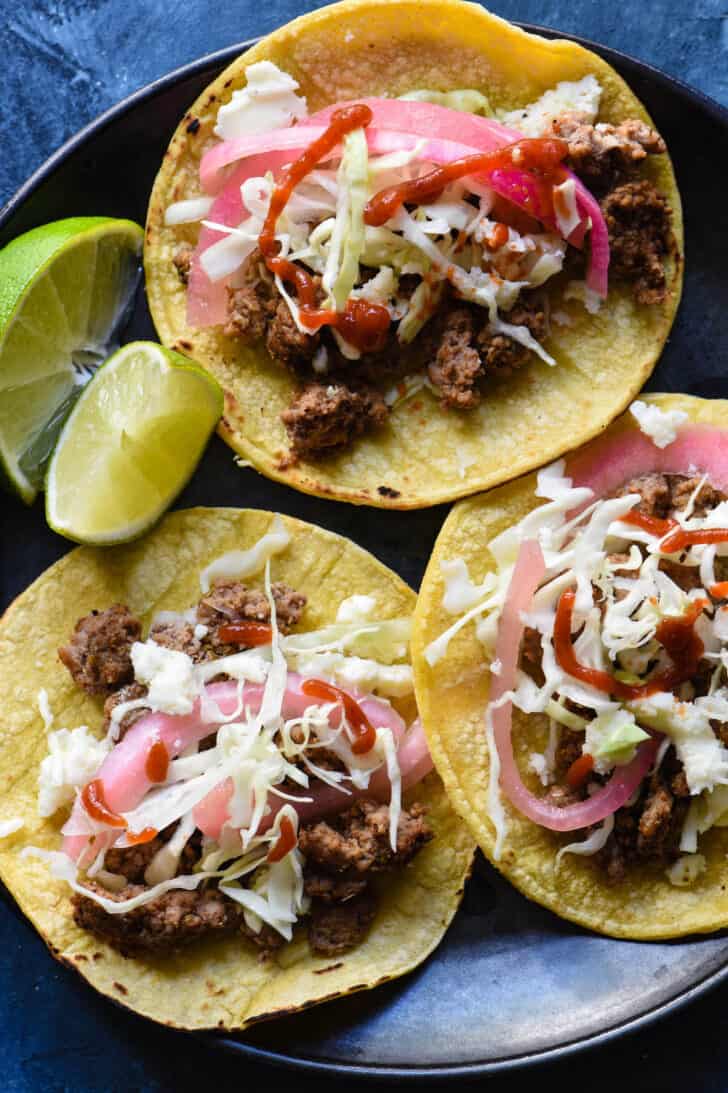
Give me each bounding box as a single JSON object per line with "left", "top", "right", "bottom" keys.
{"left": 301, "top": 678, "right": 377, "bottom": 754}
{"left": 257, "top": 103, "right": 390, "bottom": 351}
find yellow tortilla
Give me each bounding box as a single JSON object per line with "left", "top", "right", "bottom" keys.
{"left": 144, "top": 0, "right": 683, "bottom": 509}
{"left": 412, "top": 395, "right": 728, "bottom": 939}
{"left": 0, "top": 507, "right": 474, "bottom": 1030}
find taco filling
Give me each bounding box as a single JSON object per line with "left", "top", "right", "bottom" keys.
{"left": 425, "top": 403, "right": 728, "bottom": 889}
{"left": 164, "top": 64, "right": 675, "bottom": 459}
{"left": 24, "top": 522, "right": 434, "bottom": 960}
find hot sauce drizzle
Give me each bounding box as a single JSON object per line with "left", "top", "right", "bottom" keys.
{"left": 620, "top": 510, "right": 677, "bottom": 538}
{"left": 659, "top": 526, "right": 728, "bottom": 554}
{"left": 256, "top": 103, "right": 390, "bottom": 350}
{"left": 217, "top": 621, "right": 274, "bottom": 646}
{"left": 300, "top": 678, "right": 377, "bottom": 754}
{"left": 267, "top": 814, "right": 297, "bottom": 863}
{"left": 363, "top": 138, "right": 569, "bottom": 227}
{"left": 553, "top": 589, "right": 709, "bottom": 701}
{"left": 145, "top": 740, "right": 170, "bottom": 784}
{"left": 126, "top": 827, "right": 159, "bottom": 846}
{"left": 80, "top": 779, "right": 126, "bottom": 828}
{"left": 566, "top": 753, "right": 594, "bottom": 789}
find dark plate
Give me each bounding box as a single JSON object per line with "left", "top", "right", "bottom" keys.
{"left": 2, "top": 24, "right": 728, "bottom": 1080}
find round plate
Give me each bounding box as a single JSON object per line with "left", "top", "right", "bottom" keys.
{"left": 2, "top": 25, "right": 728, "bottom": 1080}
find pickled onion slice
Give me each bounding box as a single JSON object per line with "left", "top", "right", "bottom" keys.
{"left": 189, "top": 96, "right": 608, "bottom": 327}
{"left": 490, "top": 540, "right": 660, "bottom": 832}
{"left": 566, "top": 422, "right": 728, "bottom": 501}
{"left": 194, "top": 717, "right": 431, "bottom": 841}
{"left": 63, "top": 674, "right": 406, "bottom": 861}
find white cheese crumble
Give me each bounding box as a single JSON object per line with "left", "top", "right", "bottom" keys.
{"left": 38, "top": 728, "right": 111, "bottom": 817}
{"left": 500, "top": 75, "right": 602, "bottom": 137}
{"left": 131, "top": 641, "right": 198, "bottom": 716}
{"left": 629, "top": 400, "right": 688, "bottom": 450}
{"left": 0, "top": 818, "right": 24, "bottom": 838}
{"left": 214, "top": 61, "right": 308, "bottom": 142}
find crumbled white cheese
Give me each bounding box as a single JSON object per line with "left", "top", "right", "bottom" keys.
{"left": 38, "top": 728, "right": 111, "bottom": 817}
{"left": 629, "top": 400, "right": 688, "bottom": 450}
{"left": 131, "top": 641, "right": 198, "bottom": 716}
{"left": 194, "top": 624, "right": 209, "bottom": 640}
{"left": 199, "top": 515, "right": 290, "bottom": 593}
{"left": 213, "top": 61, "right": 307, "bottom": 141}
{"left": 0, "top": 818, "right": 24, "bottom": 838}
{"left": 500, "top": 75, "right": 602, "bottom": 137}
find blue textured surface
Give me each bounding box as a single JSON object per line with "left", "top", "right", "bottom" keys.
{"left": 2, "top": 2, "right": 728, "bottom": 1090}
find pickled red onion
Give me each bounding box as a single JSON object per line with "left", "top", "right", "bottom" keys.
{"left": 63, "top": 674, "right": 406, "bottom": 861}
{"left": 189, "top": 96, "right": 609, "bottom": 327}
{"left": 195, "top": 716, "right": 431, "bottom": 840}
{"left": 490, "top": 539, "right": 660, "bottom": 832}
{"left": 566, "top": 422, "right": 728, "bottom": 500}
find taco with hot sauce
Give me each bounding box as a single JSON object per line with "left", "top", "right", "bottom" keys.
{"left": 145, "top": 0, "right": 682, "bottom": 508}
{"left": 0, "top": 508, "right": 473, "bottom": 1029}
{"left": 412, "top": 395, "right": 728, "bottom": 938}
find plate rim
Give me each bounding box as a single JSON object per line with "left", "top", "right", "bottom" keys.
{"left": 2, "top": 19, "right": 728, "bottom": 1079}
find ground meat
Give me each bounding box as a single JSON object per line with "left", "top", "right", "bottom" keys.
{"left": 303, "top": 870, "right": 369, "bottom": 904}
{"left": 148, "top": 619, "right": 211, "bottom": 662}
{"left": 658, "top": 558, "right": 703, "bottom": 593}
{"left": 670, "top": 476, "right": 727, "bottom": 518}
{"left": 521, "top": 626, "right": 545, "bottom": 686}
{"left": 477, "top": 298, "right": 547, "bottom": 380}
{"left": 552, "top": 112, "right": 665, "bottom": 195}
{"left": 426, "top": 295, "right": 547, "bottom": 407}
{"left": 616, "top": 473, "right": 728, "bottom": 521}
{"left": 298, "top": 799, "right": 432, "bottom": 875}
{"left": 308, "top": 890, "right": 378, "bottom": 957}
{"left": 72, "top": 882, "right": 244, "bottom": 956}
{"left": 553, "top": 728, "right": 583, "bottom": 780}
{"left": 241, "top": 919, "right": 286, "bottom": 954}
{"left": 266, "top": 298, "right": 321, "bottom": 371}
{"left": 196, "top": 581, "right": 306, "bottom": 636}
{"left": 427, "top": 306, "right": 483, "bottom": 409}
{"left": 172, "top": 242, "right": 194, "bottom": 286}
{"left": 58, "top": 605, "right": 141, "bottom": 695}
{"left": 102, "top": 682, "right": 149, "bottom": 739}
{"left": 223, "top": 248, "right": 277, "bottom": 341}
{"left": 281, "top": 381, "right": 388, "bottom": 457}
{"left": 103, "top": 827, "right": 202, "bottom": 885}
{"left": 601, "top": 180, "right": 672, "bottom": 305}
{"left": 104, "top": 836, "right": 168, "bottom": 884}
{"left": 614, "top": 472, "right": 673, "bottom": 518}
{"left": 596, "top": 749, "right": 689, "bottom": 882}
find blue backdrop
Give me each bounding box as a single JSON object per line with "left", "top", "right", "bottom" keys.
{"left": 1, "top": 2, "right": 727, "bottom": 1090}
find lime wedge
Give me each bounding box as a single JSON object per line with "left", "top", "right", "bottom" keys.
{"left": 0, "top": 216, "right": 144, "bottom": 503}
{"left": 46, "top": 342, "right": 223, "bottom": 545}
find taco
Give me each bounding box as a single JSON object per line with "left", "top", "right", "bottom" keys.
{"left": 412, "top": 394, "right": 728, "bottom": 939}
{"left": 144, "top": 0, "right": 683, "bottom": 509}
{"left": 0, "top": 508, "right": 473, "bottom": 1030}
